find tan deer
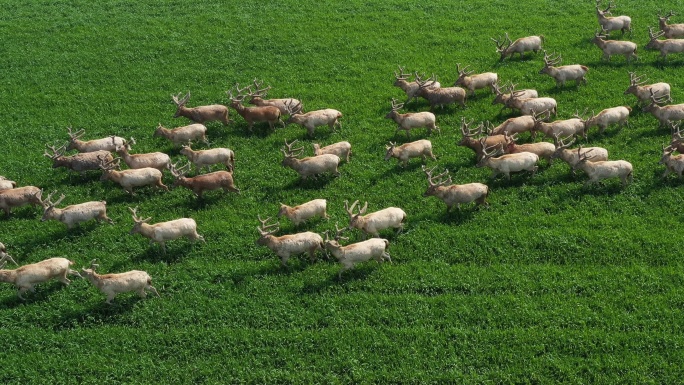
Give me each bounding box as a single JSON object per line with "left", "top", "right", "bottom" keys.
{"left": 595, "top": 0, "right": 632, "bottom": 36}
{"left": 491, "top": 33, "right": 544, "bottom": 61}
{"left": 227, "top": 86, "right": 283, "bottom": 132}
{"left": 422, "top": 166, "right": 489, "bottom": 212}
{"left": 172, "top": 91, "right": 230, "bottom": 125}
{"left": 384, "top": 98, "right": 439, "bottom": 139}
{"left": 539, "top": 51, "right": 588, "bottom": 88}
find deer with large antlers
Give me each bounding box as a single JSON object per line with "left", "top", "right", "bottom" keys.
{"left": 476, "top": 139, "right": 539, "bottom": 180}
{"left": 247, "top": 79, "right": 302, "bottom": 115}
{"left": 313, "top": 141, "right": 352, "bottom": 163}
{"left": 345, "top": 200, "right": 406, "bottom": 240}
{"left": 595, "top": 0, "right": 632, "bottom": 36}
{"left": 66, "top": 127, "right": 132, "bottom": 153}
{"left": 643, "top": 89, "right": 684, "bottom": 128}
{"left": 658, "top": 11, "right": 684, "bottom": 39}
{"left": 422, "top": 166, "right": 489, "bottom": 212}
{"left": 0, "top": 177, "right": 16, "bottom": 191}
{"left": 384, "top": 140, "right": 436, "bottom": 167}
{"left": 539, "top": 51, "right": 588, "bottom": 88}
{"left": 572, "top": 148, "right": 633, "bottom": 186}
{"left": 0, "top": 256, "right": 80, "bottom": 300}
{"left": 281, "top": 139, "right": 340, "bottom": 180}
{"left": 491, "top": 33, "right": 544, "bottom": 61}
{"left": 40, "top": 191, "right": 113, "bottom": 229}
{"left": 324, "top": 224, "right": 391, "bottom": 279}
{"left": 284, "top": 100, "right": 343, "bottom": 137}
{"left": 180, "top": 144, "right": 235, "bottom": 173}
{"left": 531, "top": 110, "right": 587, "bottom": 140}
{"left": 153, "top": 123, "right": 208, "bottom": 147}
{"left": 44, "top": 143, "right": 113, "bottom": 173}
{"left": 591, "top": 29, "right": 638, "bottom": 62}
{"left": 504, "top": 86, "right": 557, "bottom": 117}
{"left": 491, "top": 82, "right": 538, "bottom": 112}
{"left": 255, "top": 215, "right": 324, "bottom": 267}
{"left": 659, "top": 145, "right": 684, "bottom": 179}
{"left": 115, "top": 140, "right": 170, "bottom": 171}
{"left": 458, "top": 118, "right": 508, "bottom": 162}
{"left": 646, "top": 26, "right": 684, "bottom": 61}
{"left": 98, "top": 156, "right": 168, "bottom": 195}
{"left": 172, "top": 91, "right": 230, "bottom": 125}
{"left": 129, "top": 207, "right": 204, "bottom": 253}
{"left": 454, "top": 64, "right": 497, "bottom": 96}
{"left": 393, "top": 66, "right": 440, "bottom": 104}
{"left": 384, "top": 98, "right": 439, "bottom": 139}
{"left": 227, "top": 85, "right": 283, "bottom": 132}
{"left": 415, "top": 73, "right": 466, "bottom": 111}
{"left": 550, "top": 135, "right": 608, "bottom": 175}
{"left": 584, "top": 106, "right": 631, "bottom": 134}
{"left": 169, "top": 162, "right": 239, "bottom": 198}
{"left": 624, "top": 72, "right": 671, "bottom": 107}
{"left": 0, "top": 186, "right": 42, "bottom": 216}
{"left": 81, "top": 259, "right": 160, "bottom": 304}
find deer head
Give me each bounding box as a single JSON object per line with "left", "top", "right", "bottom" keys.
{"left": 539, "top": 50, "right": 562, "bottom": 75}
{"left": 422, "top": 165, "right": 452, "bottom": 197}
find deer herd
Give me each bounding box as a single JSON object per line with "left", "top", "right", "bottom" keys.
{"left": 2, "top": 2, "right": 684, "bottom": 301}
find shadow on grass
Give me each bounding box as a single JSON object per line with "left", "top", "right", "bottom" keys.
{"left": 0, "top": 282, "right": 69, "bottom": 308}
{"left": 52, "top": 296, "right": 146, "bottom": 329}
{"left": 124, "top": 242, "right": 199, "bottom": 265}
{"left": 281, "top": 174, "right": 340, "bottom": 190}
{"left": 301, "top": 264, "right": 378, "bottom": 294}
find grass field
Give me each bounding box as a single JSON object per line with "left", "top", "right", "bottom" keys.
{"left": 1, "top": 0, "right": 684, "bottom": 383}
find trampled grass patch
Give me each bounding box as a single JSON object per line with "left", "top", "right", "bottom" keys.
{"left": 1, "top": 0, "right": 684, "bottom": 382}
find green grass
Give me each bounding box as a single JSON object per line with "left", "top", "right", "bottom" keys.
{"left": 1, "top": 0, "right": 684, "bottom": 383}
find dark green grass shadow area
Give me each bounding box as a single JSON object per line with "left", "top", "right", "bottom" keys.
{"left": 0, "top": 282, "right": 71, "bottom": 308}
{"left": 53, "top": 297, "right": 147, "bottom": 330}
{"left": 48, "top": 171, "right": 103, "bottom": 186}
{"left": 174, "top": 191, "right": 239, "bottom": 210}
{"left": 280, "top": 174, "right": 340, "bottom": 190}
{"left": 301, "top": 264, "right": 379, "bottom": 294}
{"left": 124, "top": 242, "right": 199, "bottom": 265}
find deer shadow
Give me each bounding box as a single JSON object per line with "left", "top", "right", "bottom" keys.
{"left": 301, "top": 265, "right": 377, "bottom": 294}
{"left": 0, "top": 282, "right": 72, "bottom": 308}
{"left": 127, "top": 242, "right": 196, "bottom": 264}
{"left": 282, "top": 175, "right": 339, "bottom": 190}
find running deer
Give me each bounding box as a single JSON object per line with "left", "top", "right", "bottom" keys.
{"left": 623, "top": 72, "right": 671, "bottom": 107}
{"left": 531, "top": 110, "right": 587, "bottom": 140}
{"left": 384, "top": 140, "right": 436, "bottom": 167}
{"left": 415, "top": 73, "right": 466, "bottom": 110}
{"left": 227, "top": 86, "right": 283, "bottom": 132}
{"left": 98, "top": 156, "right": 168, "bottom": 195}
{"left": 284, "top": 100, "right": 343, "bottom": 137}
{"left": 504, "top": 87, "right": 557, "bottom": 116}
{"left": 393, "top": 66, "right": 440, "bottom": 104}
{"left": 572, "top": 148, "right": 633, "bottom": 186}
{"left": 313, "top": 141, "right": 351, "bottom": 163}
{"left": 277, "top": 199, "right": 329, "bottom": 226}
{"left": 81, "top": 259, "right": 160, "bottom": 304}
{"left": 169, "top": 162, "right": 239, "bottom": 198}
{"left": 345, "top": 200, "right": 406, "bottom": 239}
{"left": 172, "top": 91, "right": 230, "bottom": 125}
{"left": 0, "top": 256, "right": 81, "bottom": 300}
{"left": 584, "top": 106, "right": 631, "bottom": 134}
{"left": 66, "top": 127, "right": 132, "bottom": 153}
{"left": 491, "top": 82, "right": 538, "bottom": 111}
{"left": 454, "top": 64, "right": 498, "bottom": 96}
{"left": 488, "top": 115, "right": 536, "bottom": 137}
{"left": 595, "top": 0, "right": 632, "bottom": 36}
{"left": 40, "top": 191, "right": 113, "bottom": 229}
{"left": 491, "top": 33, "right": 544, "bottom": 61}
{"left": 0, "top": 186, "right": 42, "bottom": 216}
{"left": 503, "top": 134, "right": 555, "bottom": 164}
{"left": 384, "top": 98, "right": 439, "bottom": 139}
{"left": 422, "top": 165, "right": 489, "bottom": 212}
{"left": 255, "top": 215, "right": 324, "bottom": 267}
{"left": 591, "top": 29, "right": 638, "bottom": 61}
{"left": 247, "top": 79, "right": 302, "bottom": 115}
{"left": 115, "top": 140, "right": 170, "bottom": 171}
{"left": 660, "top": 145, "right": 684, "bottom": 179}
{"left": 539, "top": 51, "right": 588, "bottom": 88}
{"left": 643, "top": 89, "right": 684, "bottom": 127}
{"left": 646, "top": 26, "right": 684, "bottom": 61}
{"left": 658, "top": 10, "right": 684, "bottom": 39}
{"left": 551, "top": 135, "right": 609, "bottom": 175}
{"left": 129, "top": 207, "right": 205, "bottom": 253}
{"left": 324, "top": 224, "right": 391, "bottom": 279}
{"left": 281, "top": 140, "right": 340, "bottom": 180}
{"left": 458, "top": 118, "right": 508, "bottom": 161}
{"left": 476, "top": 140, "right": 539, "bottom": 180}
{"left": 180, "top": 144, "right": 235, "bottom": 172}
{"left": 44, "top": 143, "right": 113, "bottom": 173}
{"left": 154, "top": 123, "right": 208, "bottom": 147}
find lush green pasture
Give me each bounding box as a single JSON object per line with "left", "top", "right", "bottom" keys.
{"left": 1, "top": 0, "right": 684, "bottom": 383}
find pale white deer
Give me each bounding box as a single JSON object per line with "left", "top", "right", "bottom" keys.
{"left": 392, "top": 66, "right": 440, "bottom": 104}
{"left": 345, "top": 200, "right": 406, "bottom": 239}
{"left": 129, "top": 207, "right": 205, "bottom": 253}
{"left": 385, "top": 140, "right": 436, "bottom": 167}
{"left": 284, "top": 100, "right": 342, "bottom": 137}
{"left": 313, "top": 141, "right": 351, "bottom": 163}
{"left": 0, "top": 256, "right": 81, "bottom": 300}
{"left": 492, "top": 33, "right": 544, "bottom": 61}
{"left": 0, "top": 177, "right": 16, "bottom": 191}
{"left": 591, "top": 30, "right": 638, "bottom": 61}
{"left": 180, "top": 144, "right": 235, "bottom": 172}
{"left": 646, "top": 26, "right": 684, "bottom": 61}
{"left": 40, "top": 191, "right": 113, "bottom": 229}
{"left": 643, "top": 90, "right": 684, "bottom": 127}
{"left": 660, "top": 145, "right": 684, "bottom": 179}
{"left": 277, "top": 199, "right": 329, "bottom": 226}
{"left": 491, "top": 82, "right": 538, "bottom": 111}
{"left": 595, "top": 0, "right": 632, "bottom": 36}
{"left": 255, "top": 215, "right": 324, "bottom": 267}
{"left": 81, "top": 259, "right": 160, "bottom": 304}
{"left": 384, "top": 98, "right": 439, "bottom": 139}
{"left": 624, "top": 72, "right": 671, "bottom": 106}
{"left": 584, "top": 106, "right": 631, "bottom": 134}
{"left": 154, "top": 123, "right": 208, "bottom": 146}
{"left": 572, "top": 148, "right": 633, "bottom": 186}
{"left": 454, "top": 64, "right": 497, "bottom": 96}
{"left": 539, "top": 51, "right": 588, "bottom": 88}
{"left": 281, "top": 140, "right": 340, "bottom": 180}
{"left": 98, "top": 157, "right": 168, "bottom": 195}
{"left": 66, "top": 127, "right": 131, "bottom": 153}
{"left": 476, "top": 140, "right": 539, "bottom": 180}
{"left": 172, "top": 91, "right": 230, "bottom": 125}
{"left": 324, "top": 224, "right": 391, "bottom": 279}
{"left": 115, "top": 140, "right": 170, "bottom": 171}
{"left": 658, "top": 10, "right": 684, "bottom": 39}
{"left": 550, "top": 135, "right": 609, "bottom": 175}
{"left": 0, "top": 186, "right": 42, "bottom": 216}
{"left": 422, "top": 166, "right": 489, "bottom": 212}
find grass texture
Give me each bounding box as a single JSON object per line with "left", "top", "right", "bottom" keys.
{"left": 1, "top": 0, "right": 684, "bottom": 383}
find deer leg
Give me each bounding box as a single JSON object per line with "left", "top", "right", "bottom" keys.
{"left": 106, "top": 293, "right": 116, "bottom": 304}
{"left": 148, "top": 285, "right": 160, "bottom": 297}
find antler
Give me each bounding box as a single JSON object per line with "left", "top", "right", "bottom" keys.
{"left": 394, "top": 65, "right": 411, "bottom": 80}
{"left": 333, "top": 223, "right": 349, "bottom": 241}
{"left": 42, "top": 191, "right": 65, "bottom": 208}
{"left": 422, "top": 165, "right": 451, "bottom": 187}
{"left": 282, "top": 139, "right": 304, "bottom": 157}
{"left": 415, "top": 72, "right": 438, "bottom": 89}
{"left": 543, "top": 50, "right": 562, "bottom": 67}
{"left": 172, "top": 91, "right": 190, "bottom": 106}
{"left": 44, "top": 143, "right": 66, "bottom": 159}
{"left": 628, "top": 71, "right": 647, "bottom": 86}
{"left": 460, "top": 117, "right": 482, "bottom": 138}
{"left": 284, "top": 99, "right": 303, "bottom": 115}
{"left": 257, "top": 215, "right": 279, "bottom": 235}
{"left": 249, "top": 78, "right": 271, "bottom": 97}
{"left": 390, "top": 98, "right": 404, "bottom": 111}
{"left": 456, "top": 63, "right": 472, "bottom": 76}
{"left": 648, "top": 26, "right": 665, "bottom": 40}
{"left": 67, "top": 126, "right": 85, "bottom": 139}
